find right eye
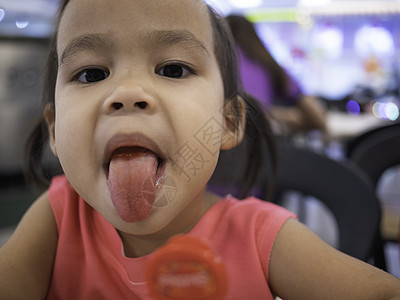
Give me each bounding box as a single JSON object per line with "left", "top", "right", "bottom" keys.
{"left": 74, "top": 68, "right": 109, "bottom": 83}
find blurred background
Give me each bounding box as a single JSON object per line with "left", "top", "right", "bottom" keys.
{"left": 0, "top": 0, "right": 399, "bottom": 278}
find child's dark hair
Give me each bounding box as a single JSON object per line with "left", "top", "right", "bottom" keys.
{"left": 24, "top": 0, "right": 276, "bottom": 201}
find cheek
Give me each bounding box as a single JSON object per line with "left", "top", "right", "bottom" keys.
{"left": 54, "top": 117, "right": 78, "bottom": 171}
{"left": 53, "top": 88, "right": 97, "bottom": 156}
{"left": 53, "top": 107, "right": 93, "bottom": 173}
{"left": 170, "top": 108, "right": 224, "bottom": 187}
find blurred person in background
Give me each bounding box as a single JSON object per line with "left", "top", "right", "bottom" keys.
{"left": 226, "top": 14, "right": 326, "bottom": 134}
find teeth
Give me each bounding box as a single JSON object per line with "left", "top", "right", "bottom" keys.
{"left": 105, "top": 146, "right": 163, "bottom": 173}
{"left": 111, "top": 146, "right": 151, "bottom": 158}
{"left": 103, "top": 145, "right": 165, "bottom": 180}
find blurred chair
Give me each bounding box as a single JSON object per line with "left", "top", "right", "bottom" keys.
{"left": 267, "top": 142, "right": 382, "bottom": 265}
{"left": 210, "top": 140, "right": 383, "bottom": 265}
{"left": 346, "top": 122, "right": 400, "bottom": 270}
{"left": 346, "top": 123, "right": 400, "bottom": 187}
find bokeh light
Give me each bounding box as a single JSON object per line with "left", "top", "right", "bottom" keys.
{"left": 355, "top": 25, "right": 394, "bottom": 58}
{"left": 0, "top": 8, "right": 5, "bottom": 22}
{"left": 346, "top": 100, "right": 361, "bottom": 115}
{"left": 228, "top": 0, "right": 263, "bottom": 9}
{"left": 372, "top": 102, "right": 399, "bottom": 121}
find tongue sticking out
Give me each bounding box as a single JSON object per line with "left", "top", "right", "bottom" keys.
{"left": 107, "top": 150, "right": 158, "bottom": 223}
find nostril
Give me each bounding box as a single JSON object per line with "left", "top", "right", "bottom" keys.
{"left": 112, "top": 102, "right": 123, "bottom": 110}
{"left": 135, "top": 101, "right": 147, "bottom": 109}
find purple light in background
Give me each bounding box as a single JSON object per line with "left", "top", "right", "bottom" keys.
{"left": 346, "top": 100, "right": 360, "bottom": 115}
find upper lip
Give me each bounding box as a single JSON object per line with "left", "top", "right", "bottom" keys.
{"left": 103, "top": 133, "right": 165, "bottom": 173}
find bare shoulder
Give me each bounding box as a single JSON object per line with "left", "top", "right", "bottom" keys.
{"left": 269, "top": 218, "right": 400, "bottom": 300}
{"left": 0, "top": 191, "right": 58, "bottom": 299}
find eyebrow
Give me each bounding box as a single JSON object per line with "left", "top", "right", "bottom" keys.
{"left": 143, "top": 29, "right": 210, "bottom": 56}
{"left": 59, "top": 29, "right": 210, "bottom": 67}
{"left": 60, "top": 33, "right": 114, "bottom": 67}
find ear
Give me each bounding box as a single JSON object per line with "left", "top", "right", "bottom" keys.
{"left": 44, "top": 103, "right": 58, "bottom": 157}
{"left": 220, "top": 95, "right": 246, "bottom": 150}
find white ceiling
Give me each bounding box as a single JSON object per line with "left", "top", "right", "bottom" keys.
{"left": 208, "top": 0, "right": 400, "bottom": 14}
{"left": 0, "top": 0, "right": 400, "bottom": 38}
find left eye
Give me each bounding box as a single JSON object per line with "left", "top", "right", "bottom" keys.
{"left": 157, "top": 64, "right": 193, "bottom": 78}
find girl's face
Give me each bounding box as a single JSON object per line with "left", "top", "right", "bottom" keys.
{"left": 51, "top": 0, "right": 234, "bottom": 236}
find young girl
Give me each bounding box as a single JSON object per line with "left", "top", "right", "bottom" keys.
{"left": 1, "top": 0, "right": 399, "bottom": 299}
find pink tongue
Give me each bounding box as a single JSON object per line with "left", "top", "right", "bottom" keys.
{"left": 107, "top": 152, "right": 158, "bottom": 222}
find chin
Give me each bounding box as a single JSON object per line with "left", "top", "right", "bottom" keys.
{"left": 112, "top": 207, "right": 174, "bottom": 236}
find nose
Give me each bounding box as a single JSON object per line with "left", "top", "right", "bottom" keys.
{"left": 111, "top": 100, "right": 148, "bottom": 110}
{"left": 103, "top": 77, "right": 157, "bottom": 114}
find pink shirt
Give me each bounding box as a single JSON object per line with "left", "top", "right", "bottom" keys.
{"left": 47, "top": 175, "right": 295, "bottom": 299}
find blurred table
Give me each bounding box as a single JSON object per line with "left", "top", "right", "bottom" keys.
{"left": 326, "top": 111, "right": 390, "bottom": 140}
